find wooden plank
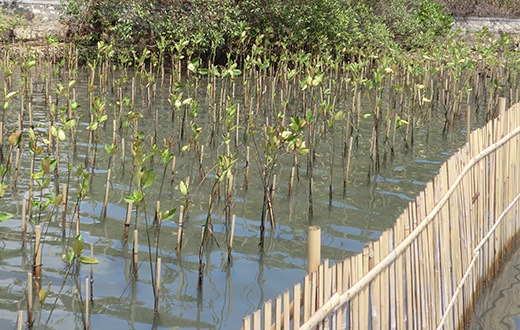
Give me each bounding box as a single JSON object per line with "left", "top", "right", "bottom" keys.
{"left": 359, "top": 247, "right": 370, "bottom": 329}
{"left": 369, "top": 241, "right": 380, "bottom": 329}
{"left": 394, "top": 214, "right": 406, "bottom": 329}
{"left": 380, "top": 231, "right": 390, "bottom": 330}
{"left": 293, "top": 283, "right": 301, "bottom": 328}
{"left": 304, "top": 275, "right": 311, "bottom": 322}
{"left": 243, "top": 314, "right": 252, "bottom": 330}
{"left": 263, "top": 300, "right": 272, "bottom": 330}
{"left": 342, "top": 259, "right": 350, "bottom": 329}
{"left": 283, "top": 291, "right": 290, "bottom": 330}
{"left": 350, "top": 254, "right": 361, "bottom": 329}
{"left": 275, "top": 295, "right": 282, "bottom": 330}
{"left": 253, "top": 310, "right": 262, "bottom": 330}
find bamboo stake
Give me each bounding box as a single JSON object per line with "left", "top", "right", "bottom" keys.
{"left": 61, "top": 184, "right": 68, "bottom": 236}
{"left": 21, "top": 199, "right": 26, "bottom": 247}
{"left": 154, "top": 257, "right": 161, "bottom": 313}
{"left": 17, "top": 310, "right": 22, "bottom": 330}
{"left": 132, "top": 230, "right": 138, "bottom": 277}
{"left": 75, "top": 206, "right": 80, "bottom": 237}
{"left": 289, "top": 166, "right": 295, "bottom": 196}
{"left": 244, "top": 146, "right": 250, "bottom": 189}
{"left": 307, "top": 226, "right": 321, "bottom": 274}
{"left": 176, "top": 205, "right": 184, "bottom": 254}
{"left": 90, "top": 244, "right": 94, "bottom": 301}
{"left": 27, "top": 272, "right": 32, "bottom": 328}
{"left": 227, "top": 214, "right": 236, "bottom": 263}
{"left": 123, "top": 202, "right": 133, "bottom": 240}
{"left": 101, "top": 168, "right": 111, "bottom": 218}
{"left": 85, "top": 277, "right": 89, "bottom": 329}
{"left": 34, "top": 225, "right": 42, "bottom": 280}
{"left": 13, "top": 147, "right": 21, "bottom": 188}
{"left": 171, "top": 156, "right": 176, "bottom": 184}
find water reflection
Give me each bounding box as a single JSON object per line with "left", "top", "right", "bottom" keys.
{"left": 0, "top": 64, "right": 487, "bottom": 329}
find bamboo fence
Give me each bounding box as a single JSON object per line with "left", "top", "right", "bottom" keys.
{"left": 242, "top": 99, "right": 520, "bottom": 329}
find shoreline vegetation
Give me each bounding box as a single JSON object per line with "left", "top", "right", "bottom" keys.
{"left": 0, "top": 1, "right": 518, "bottom": 329}
{"left": 0, "top": 0, "right": 518, "bottom": 64}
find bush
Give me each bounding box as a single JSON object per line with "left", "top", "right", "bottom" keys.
{"left": 61, "top": 0, "right": 454, "bottom": 61}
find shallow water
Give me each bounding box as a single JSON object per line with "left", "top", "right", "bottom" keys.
{"left": 0, "top": 64, "right": 490, "bottom": 329}
{"left": 470, "top": 242, "right": 520, "bottom": 329}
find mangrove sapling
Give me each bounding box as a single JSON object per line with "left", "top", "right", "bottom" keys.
{"left": 201, "top": 155, "right": 235, "bottom": 243}
{"left": 71, "top": 166, "right": 90, "bottom": 236}
{"left": 224, "top": 172, "right": 234, "bottom": 247}
{"left": 58, "top": 235, "right": 99, "bottom": 328}
{"left": 178, "top": 177, "right": 191, "bottom": 224}
{"left": 157, "top": 148, "right": 174, "bottom": 200}
{"left": 101, "top": 141, "right": 117, "bottom": 219}
{"left": 255, "top": 116, "right": 309, "bottom": 248}
{"left": 85, "top": 96, "right": 108, "bottom": 171}
{"left": 227, "top": 214, "right": 236, "bottom": 264}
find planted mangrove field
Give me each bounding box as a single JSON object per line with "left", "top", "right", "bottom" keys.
{"left": 0, "top": 31, "right": 519, "bottom": 328}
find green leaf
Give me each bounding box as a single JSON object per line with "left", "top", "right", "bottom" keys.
{"left": 72, "top": 235, "right": 84, "bottom": 256}
{"left": 124, "top": 195, "right": 135, "bottom": 204}
{"left": 78, "top": 256, "right": 100, "bottom": 264}
{"left": 38, "top": 288, "right": 48, "bottom": 304}
{"left": 8, "top": 131, "right": 21, "bottom": 147}
{"left": 62, "top": 251, "right": 74, "bottom": 263}
{"left": 142, "top": 168, "right": 155, "bottom": 189}
{"left": 57, "top": 129, "right": 66, "bottom": 141}
{"left": 161, "top": 207, "right": 177, "bottom": 222}
{"left": 179, "top": 180, "right": 189, "bottom": 196}
{"left": 5, "top": 91, "right": 17, "bottom": 100}
{"left": 0, "top": 212, "right": 14, "bottom": 222}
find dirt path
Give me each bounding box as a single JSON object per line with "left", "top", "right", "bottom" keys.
{"left": 453, "top": 17, "right": 520, "bottom": 34}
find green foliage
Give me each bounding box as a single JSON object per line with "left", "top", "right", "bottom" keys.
{"left": 62, "top": 0, "right": 454, "bottom": 61}
{"left": 0, "top": 8, "right": 26, "bottom": 42}
{"left": 0, "top": 212, "right": 13, "bottom": 222}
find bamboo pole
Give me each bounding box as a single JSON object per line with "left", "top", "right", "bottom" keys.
{"left": 300, "top": 119, "right": 520, "bottom": 329}
{"left": 17, "top": 310, "right": 22, "bottom": 330}
{"left": 61, "top": 184, "right": 68, "bottom": 235}
{"left": 27, "top": 272, "right": 32, "bottom": 328}
{"left": 154, "top": 257, "right": 161, "bottom": 313}
{"left": 176, "top": 205, "right": 184, "bottom": 254}
{"left": 123, "top": 202, "right": 133, "bottom": 240}
{"left": 132, "top": 230, "right": 138, "bottom": 277}
{"left": 307, "top": 226, "right": 321, "bottom": 274}
{"left": 21, "top": 199, "right": 26, "bottom": 247}
{"left": 101, "top": 168, "right": 111, "bottom": 218}
{"left": 90, "top": 243, "right": 94, "bottom": 301}
{"left": 34, "top": 226, "right": 42, "bottom": 280}
{"left": 85, "top": 277, "right": 90, "bottom": 329}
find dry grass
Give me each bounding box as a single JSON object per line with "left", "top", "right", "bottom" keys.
{"left": 438, "top": 0, "right": 520, "bottom": 18}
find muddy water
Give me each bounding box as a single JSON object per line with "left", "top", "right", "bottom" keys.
{"left": 470, "top": 244, "right": 520, "bottom": 329}
{"left": 0, "top": 66, "right": 488, "bottom": 329}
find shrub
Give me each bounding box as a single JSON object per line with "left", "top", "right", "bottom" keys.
{"left": 61, "top": 0, "right": 454, "bottom": 61}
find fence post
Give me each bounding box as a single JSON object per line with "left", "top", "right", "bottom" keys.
{"left": 498, "top": 97, "right": 506, "bottom": 117}
{"left": 308, "top": 226, "right": 321, "bottom": 274}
